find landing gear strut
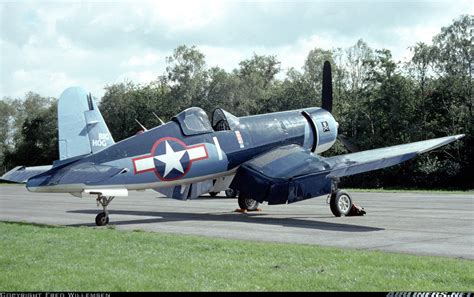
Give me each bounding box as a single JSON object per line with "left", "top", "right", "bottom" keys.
{"left": 328, "top": 179, "right": 365, "bottom": 217}
{"left": 95, "top": 195, "right": 115, "bottom": 226}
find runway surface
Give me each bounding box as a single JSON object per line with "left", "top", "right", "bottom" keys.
{"left": 1, "top": 185, "right": 473, "bottom": 259}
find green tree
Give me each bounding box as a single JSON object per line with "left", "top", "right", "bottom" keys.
{"left": 271, "top": 68, "right": 313, "bottom": 112}
{"left": 100, "top": 81, "right": 170, "bottom": 141}
{"left": 234, "top": 54, "right": 281, "bottom": 115}
{"left": 0, "top": 99, "right": 16, "bottom": 173}
{"left": 164, "top": 45, "right": 208, "bottom": 111}
{"left": 2, "top": 94, "right": 58, "bottom": 169}
{"left": 302, "top": 48, "right": 337, "bottom": 109}
{"left": 203, "top": 66, "right": 239, "bottom": 114}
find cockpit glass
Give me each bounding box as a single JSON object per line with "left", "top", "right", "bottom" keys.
{"left": 212, "top": 108, "right": 240, "bottom": 131}
{"left": 173, "top": 107, "right": 213, "bottom": 135}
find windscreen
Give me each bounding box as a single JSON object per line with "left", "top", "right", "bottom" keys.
{"left": 173, "top": 107, "right": 213, "bottom": 135}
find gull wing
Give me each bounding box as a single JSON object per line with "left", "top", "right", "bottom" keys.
{"left": 323, "top": 134, "right": 464, "bottom": 178}
{"left": 230, "top": 134, "right": 464, "bottom": 204}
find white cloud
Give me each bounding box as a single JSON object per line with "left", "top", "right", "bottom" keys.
{"left": 116, "top": 70, "right": 159, "bottom": 85}
{"left": 10, "top": 69, "right": 77, "bottom": 98}
{"left": 391, "top": 25, "right": 443, "bottom": 62}
{"left": 199, "top": 34, "right": 358, "bottom": 75}
{"left": 149, "top": 0, "right": 226, "bottom": 32}
{"left": 1, "top": 0, "right": 472, "bottom": 99}
{"left": 122, "top": 53, "right": 163, "bottom": 67}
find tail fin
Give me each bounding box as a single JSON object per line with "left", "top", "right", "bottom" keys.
{"left": 58, "top": 87, "right": 115, "bottom": 160}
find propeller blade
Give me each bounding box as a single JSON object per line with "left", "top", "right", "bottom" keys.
{"left": 338, "top": 134, "right": 360, "bottom": 153}
{"left": 322, "top": 61, "right": 333, "bottom": 113}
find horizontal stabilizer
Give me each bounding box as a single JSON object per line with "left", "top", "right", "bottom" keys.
{"left": 1, "top": 165, "right": 52, "bottom": 183}
{"left": 25, "top": 163, "right": 127, "bottom": 190}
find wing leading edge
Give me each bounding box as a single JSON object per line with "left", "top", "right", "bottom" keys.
{"left": 230, "top": 134, "right": 464, "bottom": 205}
{"left": 325, "top": 134, "right": 465, "bottom": 178}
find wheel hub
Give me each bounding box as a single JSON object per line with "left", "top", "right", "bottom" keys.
{"left": 338, "top": 195, "right": 351, "bottom": 213}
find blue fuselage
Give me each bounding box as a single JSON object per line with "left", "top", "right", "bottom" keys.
{"left": 27, "top": 107, "right": 337, "bottom": 194}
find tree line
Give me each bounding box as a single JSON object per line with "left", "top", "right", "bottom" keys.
{"left": 1, "top": 15, "right": 472, "bottom": 189}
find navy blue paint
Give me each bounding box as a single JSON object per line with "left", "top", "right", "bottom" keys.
{"left": 228, "top": 145, "right": 422, "bottom": 205}
{"left": 229, "top": 145, "right": 334, "bottom": 204}
{"left": 26, "top": 106, "right": 337, "bottom": 192}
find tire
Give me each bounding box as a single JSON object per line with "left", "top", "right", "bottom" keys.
{"left": 225, "top": 188, "right": 238, "bottom": 198}
{"left": 95, "top": 212, "right": 109, "bottom": 226}
{"left": 330, "top": 190, "right": 353, "bottom": 217}
{"left": 209, "top": 191, "right": 219, "bottom": 197}
{"left": 238, "top": 194, "right": 260, "bottom": 211}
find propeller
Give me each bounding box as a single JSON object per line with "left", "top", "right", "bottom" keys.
{"left": 321, "top": 60, "right": 359, "bottom": 153}
{"left": 337, "top": 134, "right": 360, "bottom": 153}
{"left": 321, "top": 61, "right": 332, "bottom": 113}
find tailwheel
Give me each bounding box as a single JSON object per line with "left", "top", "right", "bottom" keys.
{"left": 238, "top": 193, "right": 260, "bottom": 211}
{"left": 95, "top": 212, "right": 109, "bottom": 226}
{"left": 95, "top": 195, "right": 115, "bottom": 226}
{"left": 329, "top": 190, "right": 353, "bottom": 217}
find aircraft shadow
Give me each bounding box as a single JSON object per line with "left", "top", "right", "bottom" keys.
{"left": 67, "top": 209, "right": 383, "bottom": 232}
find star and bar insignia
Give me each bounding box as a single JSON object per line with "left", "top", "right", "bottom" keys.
{"left": 132, "top": 137, "right": 208, "bottom": 181}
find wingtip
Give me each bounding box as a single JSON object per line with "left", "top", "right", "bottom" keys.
{"left": 455, "top": 134, "right": 465, "bottom": 140}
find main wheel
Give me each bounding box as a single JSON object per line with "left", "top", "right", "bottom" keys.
{"left": 209, "top": 191, "right": 219, "bottom": 197}
{"left": 330, "top": 190, "right": 353, "bottom": 217}
{"left": 95, "top": 212, "right": 109, "bottom": 226}
{"left": 225, "top": 188, "right": 238, "bottom": 198}
{"left": 238, "top": 194, "right": 260, "bottom": 211}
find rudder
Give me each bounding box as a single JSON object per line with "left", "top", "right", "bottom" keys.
{"left": 58, "top": 87, "right": 115, "bottom": 160}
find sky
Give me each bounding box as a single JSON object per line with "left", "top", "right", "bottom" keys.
{"left": 0, "top": 0, "right": 472, "bottom": 99}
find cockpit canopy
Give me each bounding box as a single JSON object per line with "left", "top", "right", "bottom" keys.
{"left": 212, "top": 108, "right": 240, "bottom": 131}
{"left": 172, "top": 107, "right": 240, "bottom": 136}
{"left": 172, "top": 107, "right": 214, "bottom": 136}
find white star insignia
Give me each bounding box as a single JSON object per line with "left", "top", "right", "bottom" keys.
{"left": 154, "top": 141, "right": 186, "bottom": 177}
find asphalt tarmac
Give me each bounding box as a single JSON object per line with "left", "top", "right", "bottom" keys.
{"left": 1, "top": 185, "right": 473, "bottom": 259}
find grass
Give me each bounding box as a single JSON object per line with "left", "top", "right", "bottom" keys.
{"left": 0, "top": 221, "right": 472, "bottom": 291}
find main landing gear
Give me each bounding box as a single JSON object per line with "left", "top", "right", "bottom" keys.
{"left": 95, "top": 195, "right": 115, "bottom": 226}
{"left": 226, "top": 189, "right": 260, "bottom": 213}
{"left": 226, "top": 188, "right": 260, "bottom": 212}
{"left": 328, "top": 179, "right": 366, "bottom": 217}
{"left": 236, "top": 192, "right": 260, "bottom": 212}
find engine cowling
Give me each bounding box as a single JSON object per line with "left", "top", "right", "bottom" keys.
{"left": 302, "top": 108, "right": 338, "bottom": 154}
